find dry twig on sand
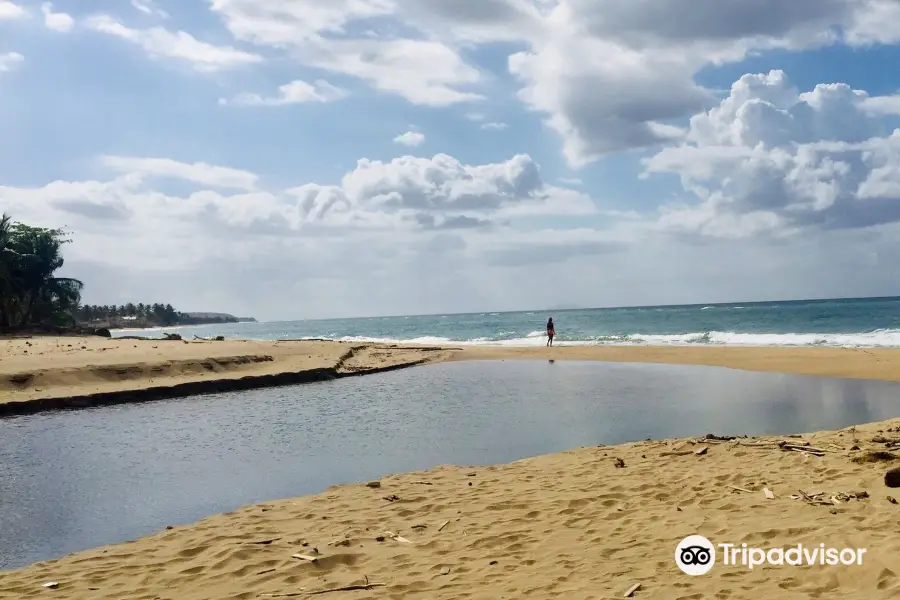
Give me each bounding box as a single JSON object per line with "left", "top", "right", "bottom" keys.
{"left": 728, "top": 485, "right": 753, "bottom": 493}
{"left": 308, "top": 576, "right": 386, "bottom": 596}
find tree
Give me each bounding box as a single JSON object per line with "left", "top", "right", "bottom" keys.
{"left": 163, "top": 303, "right": 177, "bottom": 325}
{"left": 0, "top": 214, "right": 83, "bottom": 330}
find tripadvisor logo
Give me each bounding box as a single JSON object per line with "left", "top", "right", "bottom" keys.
{"left": 675, "top": 535, "right": 867, "bottom": 575}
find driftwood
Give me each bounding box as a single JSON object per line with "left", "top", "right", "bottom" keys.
{"left": 777, "top": 441, "right": 833, "bottom": 454}
{"left": 728, "top": 485, "right": 753, "bottom": 493}
{"left": 793, "top": 489, "right": 863, "bottom": 506}
{"left": 292, "top": 554, "right": 319, "bottom": 562}
{"left": 302, "top": 576, "right": 386, "bottom": 596}
{"left": 623, "top": 583, "right": 642, "bottom": 597}
{"left": 307, "top": 583, "right": 386, "bottom": 595}
{"left": 385, "top": 531, "right": 412, "bottom": 544}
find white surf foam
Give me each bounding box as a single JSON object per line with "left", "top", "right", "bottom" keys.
{"left": 281, "top": 329, "right": 900, "bottom": 348}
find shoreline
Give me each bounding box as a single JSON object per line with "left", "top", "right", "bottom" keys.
{"left": 6, "top": 337, "right": 900, "bottom": 416}
{"left": 3, "top": 416, "right": 900, "bottom": 597}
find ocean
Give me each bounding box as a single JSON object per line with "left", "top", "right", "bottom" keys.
{"left": 111, "top": 296, "right": 900, "bottom": 348}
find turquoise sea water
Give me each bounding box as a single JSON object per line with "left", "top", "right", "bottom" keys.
{"left": 112, "top": 296, "right": 900, "bottom": 348}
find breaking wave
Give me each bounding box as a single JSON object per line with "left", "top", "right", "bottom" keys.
{"left": 282, "top": 329, "right": 900, "bottom": 348}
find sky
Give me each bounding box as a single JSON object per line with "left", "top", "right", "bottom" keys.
{"left": 3, "top": 1, "right": 900, "bottom": 320}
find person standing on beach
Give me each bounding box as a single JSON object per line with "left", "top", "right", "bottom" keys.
{"left": 546, "top": 317, "right": 555, "bottom": 346}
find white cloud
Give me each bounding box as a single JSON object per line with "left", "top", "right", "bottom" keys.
{"left": 98, "top": 156, "right": 260, "bottom": 191}
{"left": 0, "top": 150, "right": 611, "bottom": 317}
{"left": 220, "top": 79, "right": 347, "bottom": 106}
{"left": 208, "top": 0, "right": 485, "bottom": 106}
{"left": 85, "top": 0, "right": 897, "bottom": 164}
{"left": 0, "top": 1, "right": 25, "bottom": 20}
{"left": 0, "top": 51, "right": 23, "bottom": 72}
{"left": 11, "top": 0, "right": 900, "bottom": 318}
{"left": 844, "top": 0, "right": 900, "bottom": 45}
{"left": 84, "top": 15, "right": 262, "bottom": 72}
{"left": 209, "top": 0, "right": 396, "bottom": 45}
{"left": 302, "top": 37, "right": 482, "bottom": 106}
{"left": 5, "top": 152, "right": 595, "bottom": 245}
{"left": 501, "top": 0, "right": 900, "bottom": 167}
{"left": 393, "top": 131, "right": 425, "bottom": 147}
{"left": 131, "top": 0, "right": 168, "bottom": 18}
{"left": 642, "top": 70, "right": 900, "bottom": 238}
{"left": 859, "top": 94, "right": 900, "bottom": 116}
{"left": 41, "top": 3, "right": 73, "bottom": 32}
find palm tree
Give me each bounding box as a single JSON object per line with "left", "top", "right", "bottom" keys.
{"left": 9, "top": 222, "right": 83, "bottom": 326}
{"left": 0, "top": 215, "right": 83, "bottom": 329}
{"left": 0, "top": 213, "right": 18, "bottom": 328}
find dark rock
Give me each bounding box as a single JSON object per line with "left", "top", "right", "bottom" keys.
{"left": 93, "top": 328, "right": 111, "bottom": 337}
{"left": 366, "top": 481, "right": 381, "bottom": 488}
{"left": 215, "top": 336, "right": 225, "bottom": 341}
{"left": 885, "top": 467, "right": 900, "bottom": 488}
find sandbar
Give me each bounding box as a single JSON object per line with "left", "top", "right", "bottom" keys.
{"left": 5, "top": 337, "right": 900, "bottom": 414}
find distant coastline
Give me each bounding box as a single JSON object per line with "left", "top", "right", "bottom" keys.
{"left": 77, "top": 306, "right": 256, "bottom": 330}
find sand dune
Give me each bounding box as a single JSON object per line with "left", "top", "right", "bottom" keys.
{"left": 2, "top": 418, "right": 899, "bottom": 599}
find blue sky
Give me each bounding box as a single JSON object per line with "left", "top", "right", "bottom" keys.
{"left": 3, "top": 0, "right": 900, "bottom": 320}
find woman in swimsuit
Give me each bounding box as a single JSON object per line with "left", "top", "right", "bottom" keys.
{"left": 546, "top": 317, "right": 555, "bottom": 346}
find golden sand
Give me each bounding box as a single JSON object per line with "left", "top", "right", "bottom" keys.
{"left": 2, "top": 419, "right": 899, "bottom": 599}
{"left": 2, "top": 336, "right": 900, "bottom": 598}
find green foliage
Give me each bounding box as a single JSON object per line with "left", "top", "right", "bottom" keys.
{"left": 77, "top": 302, "right": 181, "bottom": 326}
{"left": 0, "top": 213, "right": 83, "bottom": 330}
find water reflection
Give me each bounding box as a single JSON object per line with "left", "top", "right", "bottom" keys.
{"left": 1, "top": 360, "right": 899, "bottom": 569}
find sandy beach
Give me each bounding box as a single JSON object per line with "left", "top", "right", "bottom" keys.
{"left": 3, "top": 335, "right": 900, "bottom": 598}
{"left": 1, "top": 414, "right": 899, "bottom": 599}
{"left": 6, "top": 336, "right": 900, "bottom": 413}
